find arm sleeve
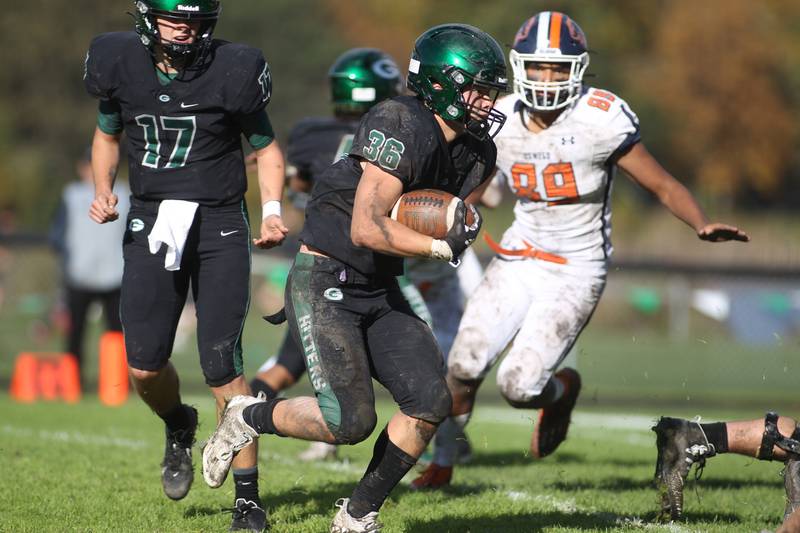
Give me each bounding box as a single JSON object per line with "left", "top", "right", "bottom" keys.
{"left": 349, "top": 101, "right": 432, "bottom": 186}
{"left": 236, "top": 109, "right": 275, "bottom": 150}
{"left": 97, "top": 100, "right": 123, "bottom": 135}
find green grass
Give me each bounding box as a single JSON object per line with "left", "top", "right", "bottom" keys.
{"left": 0, "top": 394, "right": 789, "bottom": 532}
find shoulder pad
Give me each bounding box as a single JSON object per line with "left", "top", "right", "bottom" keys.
{"left": 572, "top": 87, "right": 637, "bottom": 126}
{"left": 218, "top": 43, "right": 271, "bottom": 114}
{"left": 85, "top": 32, "right": 139, "bottom": 99}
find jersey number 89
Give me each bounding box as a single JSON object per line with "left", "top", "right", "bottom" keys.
{"left": 511, "top": 162, "right": 579, "bottom": 205}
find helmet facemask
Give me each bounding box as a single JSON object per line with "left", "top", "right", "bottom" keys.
{"left": 411, "top": 62, "right": 507, "bottom": 140}
{"left": 133, "top": 0, "right": 219, "bottom": 70}
{"left": 510, "top": 50, "right": 588, "bottom": 111}
{"left": 461, "top": 73, "right": 508, "bottom": 140}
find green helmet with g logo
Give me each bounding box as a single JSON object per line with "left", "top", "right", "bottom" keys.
{"left": 329, "top": 48, "right": 403, "bottom": 116}
{"left": 407, "top": 24, "right": 509, "bottom": 138}
{"left": 132, "top": 0, "right": 220, "bottom": 62}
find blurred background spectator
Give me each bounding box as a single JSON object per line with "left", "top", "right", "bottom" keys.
{"left": 48, "top": 148, "right": 129, "bottom": 384}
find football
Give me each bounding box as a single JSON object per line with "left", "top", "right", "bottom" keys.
{"left": 389, "top": 189, "right": 474, "bottom": 239}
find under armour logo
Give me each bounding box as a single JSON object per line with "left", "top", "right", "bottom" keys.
{"left": 561, "top": 136, "right": 576, "bottom": 145}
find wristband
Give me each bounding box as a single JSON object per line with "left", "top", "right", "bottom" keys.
{"left": 430, "top": 239, "right": 453, "bottom": 261}
{"left": 262, "top": 200, "right": 281, "bottom": 220}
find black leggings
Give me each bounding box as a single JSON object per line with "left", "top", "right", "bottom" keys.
{"left": 285, "top": 252, "right": 452, "bottom": 444}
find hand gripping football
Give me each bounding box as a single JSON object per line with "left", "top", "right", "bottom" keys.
{"left": 389, "top": 189, "right": 475, "bottom": 239}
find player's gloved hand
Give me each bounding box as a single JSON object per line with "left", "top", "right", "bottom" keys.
{"left": 430, "top": 201, "right": 482, "bottom": 264}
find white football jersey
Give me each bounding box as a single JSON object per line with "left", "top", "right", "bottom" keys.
{"left": 493, "top": 87, "right": 640, "bottom": 265}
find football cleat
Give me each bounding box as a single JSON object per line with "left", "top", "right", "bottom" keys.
{"left": 330, "top": 498, "right": 382, "bottom": 533}
{"left": 161, "top": 405, "right": 198, "bottom": 501}
{"left": 531, "top": 368, "right": 581, "bottom": 459}
{"left": 229, "top": 498, "right": 268, "bottom": 532}
{"left": 785, "top": 458, "right": 800, "bottom": 523}
{"left": 652, "top": 416, "right": 717, "bottom": 521}
{"left": 202, "top": 395, "right": 264, "bottom": 489}
{"left": 410, "top": 463, "right": 453, "bottom": 490}
{"left": 298, "top": 441, "right": 339, "bottom": 462}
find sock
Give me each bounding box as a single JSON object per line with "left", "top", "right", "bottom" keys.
{"left": 700, "top": 422, "right": 729, "bottom": 453}
{"left": 159, "top": 403, "right": 192, "bottom": 435}
{"left": 541, "top": 376, "right": 565, "bottom": 406}
{"left": 249, "top": 378, "right": 278, "bottom": 400}
{"left": 432, "top": 413, "right": 471, "bottom": 467}
{"left": 348, "top": 428, "right": 416, "bottom": 518}
{"left": 233, "top": 467, "right": 260, "bottom": 504}
{"left": 242, "top": 398, "right": 286, "bottom": 436}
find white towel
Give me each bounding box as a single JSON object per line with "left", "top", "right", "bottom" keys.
{"left": 148, "top": 200, "right": 199, "bottom": 271}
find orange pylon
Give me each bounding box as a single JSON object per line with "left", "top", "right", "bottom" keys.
{"left": 9, "top": 353, "right": 39, "bottom": 403}
{"left": 58, "top": 354, "right": 81, "bottom": 404}
{"left": 98, "top": 331, "right": 129, "bottom": 406}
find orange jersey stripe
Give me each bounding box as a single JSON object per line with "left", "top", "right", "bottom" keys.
{"left": 549, "top": 12, "right": 563, "bottom": 49}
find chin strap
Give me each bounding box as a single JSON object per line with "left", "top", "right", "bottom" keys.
{"left": 757, "top": 411, "right": 800, "bottom": 460}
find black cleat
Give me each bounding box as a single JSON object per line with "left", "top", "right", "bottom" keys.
{"left": 652, "top": 416, "right": 717, "bottom": 521}
{"left": 229, "top": 498, "right": 268, "bottom": 532}
{"left": 531, "top": 368, "right": 581, "bottom": 459}
{"left": 161, "top": 405, "right": 198, "bottom": 501}
{"left": 785, "top": 458, "right": 800, "bottom": 523}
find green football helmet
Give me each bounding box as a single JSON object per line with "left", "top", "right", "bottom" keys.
{"left": 132, "top": 0, "right": 220, "bottom": 62}
{"left": 407, "top": 24, "right": 509, "bottom": 139}
{"left": 329, "top": 48, "right": 403, "bottom": 115}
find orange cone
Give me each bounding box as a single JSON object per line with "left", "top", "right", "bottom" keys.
{"left": 9, "top": 353, "right": 39, "bottom": 403}
{"left": 98, "top": 331, "right": 129, "bottom": 406}
{"left": 58, "top": 354, "right": 82, "bottom": 403}
{"left": 38, "top": 358, "right": 59, "bottom": 401}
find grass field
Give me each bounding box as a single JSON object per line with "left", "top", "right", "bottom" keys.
{"left": 0, "top": 393, "right": 791, "bottom": 533}
{"left": 1, "top": 249, "right": 797, "bottom": 531}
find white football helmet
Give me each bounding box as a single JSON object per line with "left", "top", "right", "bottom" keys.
{"left": 509, "top": 11, "right": 590, "bottom": 111}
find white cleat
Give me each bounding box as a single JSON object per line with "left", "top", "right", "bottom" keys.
{"left": 202, "top": 394, "right": 264, "bottom": 488}
{"left": 330, "top": 498, "right": 382, "bottom": 533}
{"left": 298, "top": 441, "right": 338, "bottom": 462}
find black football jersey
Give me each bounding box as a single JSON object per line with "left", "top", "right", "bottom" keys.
{"left": 84, "top": 32, "right": 272, "bottom": 206}
{"left": 299, "top": 95, "right": 497, "bottom": 276}
{"left": 286, "top": 117, "right": 359, "bottom": 184}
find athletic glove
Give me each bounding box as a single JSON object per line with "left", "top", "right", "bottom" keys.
{"left": 430, "top": 201, "right": 482, "bottom": 265}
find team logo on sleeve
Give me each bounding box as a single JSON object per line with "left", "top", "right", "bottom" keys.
{"left": 257, "top": 64, "right": 271, "bottom": 104}
{"left": 129, "top": 219, "right": 145, "bottom": 232}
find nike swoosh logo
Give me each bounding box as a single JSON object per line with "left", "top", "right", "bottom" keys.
{"left": 220, "top": 230, "right": 239, "bottom": 237}
{"left": 181, "top": 103, "right": 199, "bottom": 109}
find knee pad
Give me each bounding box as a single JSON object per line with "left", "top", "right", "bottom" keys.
{"left": 496, "top": 350, "right": 549, "bottom": 406}
{"left": 758, "top": 412, "right": 800, "bottom": 460}
{"left": 401, "top": 377, "right": 452, "bottom": 425}
{"left": 329, "top": 404, "right": 377, "bottom": 445}
{"left": 448, "top": 327, "right": 492, "bottom": 381}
